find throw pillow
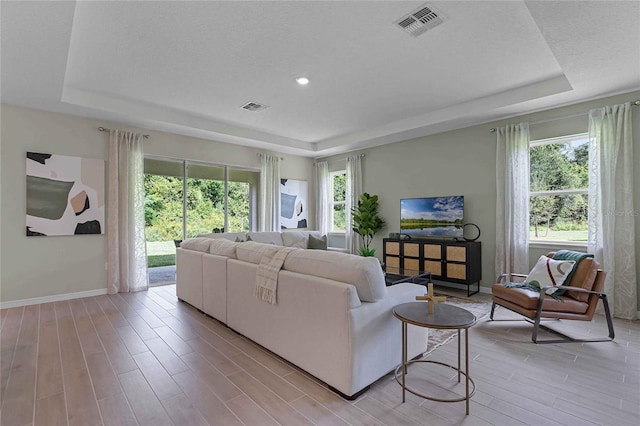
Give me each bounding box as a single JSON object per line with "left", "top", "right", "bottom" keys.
{"left": 308, "top": 234, "right": 328, "bottom": 250}
{"left": 525, "top": 255, "right": 575, "bottom": 295}
{"left": 235, "top": 236, "right": 245, "bottom": 243}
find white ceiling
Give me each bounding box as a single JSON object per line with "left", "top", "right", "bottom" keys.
{"left": 2, "top": 1, "right": 639, "bottom": 157}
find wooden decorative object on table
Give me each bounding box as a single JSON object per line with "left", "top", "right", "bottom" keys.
{"left": 416, "top": 282, "right": 446, "bottom": 313}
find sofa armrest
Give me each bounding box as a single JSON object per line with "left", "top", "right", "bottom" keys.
{"left": 349, "top": 283, "right": 425, "bottom": 324}
{"left": 348, "top": 282, "right": 428, "bottom": 395}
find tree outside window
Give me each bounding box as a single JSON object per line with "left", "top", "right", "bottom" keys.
{"left": 529, "top": 134, "right": 589, "bottom": 243}
{"left": 330, "top": 171, "right": 346, "bottom": 232}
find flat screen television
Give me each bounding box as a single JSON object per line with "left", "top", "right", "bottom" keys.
{"left": 400, "top": 196, "right": 464, "bottom": 238}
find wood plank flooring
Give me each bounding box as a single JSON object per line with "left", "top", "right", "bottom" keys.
{"left": 0, "top": 285, "right": 638, "bottom": 425}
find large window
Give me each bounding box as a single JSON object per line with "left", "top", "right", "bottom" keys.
{"left": 529, "top": 134, "right": 589, "bottom": 243}
{"left": 329, "top": 171, "right": 346, "bottom": 232}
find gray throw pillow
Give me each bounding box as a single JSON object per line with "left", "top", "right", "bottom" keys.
{"left": 308, "top": 234, "right": 328, "bottom": 250}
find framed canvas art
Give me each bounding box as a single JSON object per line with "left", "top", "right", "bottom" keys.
{"left": 280, "top": 178, "right": 308, "bottom": 229}
{"left": 26, "top": 152, "right": 105, "bottom": 236}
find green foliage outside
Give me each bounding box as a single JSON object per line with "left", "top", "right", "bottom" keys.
{"left": 351, "top": 193, "right": 386, "bottom": 256}
{"left": 144, "top": 174, "right": 252, "bottom": 242}
{"left": 147, "top": 254, "right": 176, "bottom": 268}
{"left": 332, "top": 173, "right": 346, "bottom": 231}
{"left": 530, "top": 140, "right": 589, "bottom": 240}
{"left": 146, "top": 241, "right": 177, "bottom": 268}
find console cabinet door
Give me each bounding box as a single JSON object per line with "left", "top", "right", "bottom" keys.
{"left": 422, "top": 243, "right": 442, "bottom": 277}
{"left": 402, "top": 243, "right": 421, "bottom": 275}
{"left": 384, "top": 241, "right": 401, "bottom": 274}
{"left": 445, "top": 245, "right": 467, "bottom": 281}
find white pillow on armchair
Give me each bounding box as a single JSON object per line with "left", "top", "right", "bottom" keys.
{"left": 526, "top": 255, "right": 575, "bottom": 295}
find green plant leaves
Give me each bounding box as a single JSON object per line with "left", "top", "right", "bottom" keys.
{"left": 351, "top": 192, "right": 386, "bottom": 252}
{"left": 359, "top": 247, "right": 377, "bottom": 257}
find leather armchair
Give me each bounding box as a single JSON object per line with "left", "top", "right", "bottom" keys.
{"left": 490, "top": 254, "right": 614, "bottom": 343}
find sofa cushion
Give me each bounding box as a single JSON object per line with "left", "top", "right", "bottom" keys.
{"left": 179, "top": 237, "right": 211, "bottom": 252}
{"left": 247, "top": 232, "right": 284, "bottom": 246}
{"left": 236, "top": 241, "right": 277, "bottom": 264}
{"left": 208, "top": 238, "right": 239, "bottom": 259}
{"left": 283, "top": 250, "right": 387, "bottom": 302}
{"left": 281, "top": 231, "right": 309, "bottom": 248}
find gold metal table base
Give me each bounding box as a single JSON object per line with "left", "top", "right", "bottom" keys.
{"left": 393, "top": 303, "right": 477, "bottom": 415}
{"left": 393, "top": 358, "right": 476, "bottom": 403}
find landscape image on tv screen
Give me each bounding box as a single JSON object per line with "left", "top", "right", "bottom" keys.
{"left": 400, "top": 196, "right": 464, "bottom": 238}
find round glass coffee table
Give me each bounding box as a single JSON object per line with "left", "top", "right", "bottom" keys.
{"left": 393, "top": 301, "right": 477, "bottom": 415}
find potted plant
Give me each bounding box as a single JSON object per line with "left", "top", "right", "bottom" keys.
{"left": 351, "top": 193, "right": 386, "bottom": 257}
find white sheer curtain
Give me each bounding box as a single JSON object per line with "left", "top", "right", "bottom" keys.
{"left": 345, "top": 154, "right": 363, "bottom": 255}
{"left": 315, "top": 161, "right": 330, "bottom": 235}
{"left": 259, "top": 154, "right": 281, "bottom": 232}
{"left": 495, "top": 123, "right": 530, "bottom": 279}
{"left": 588, "top": 102, "right": 637, "bottom": 320}
{"left": 107, "top": 130, "right": 148, "bottom": 294}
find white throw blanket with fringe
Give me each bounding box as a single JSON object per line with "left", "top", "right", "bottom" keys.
{"left": 254, "top": 246, "right": 299, "bottom": 304}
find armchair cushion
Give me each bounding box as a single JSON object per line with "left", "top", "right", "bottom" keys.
{"left": 492, "top": 283, "right": 589, "bottom": 315}
{"left": 552, "top": 253, "right": 598, "bottom": 303}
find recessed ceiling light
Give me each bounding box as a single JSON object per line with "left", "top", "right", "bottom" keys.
{"left": 296, "top": 77, "right": 310, "bottom": 85}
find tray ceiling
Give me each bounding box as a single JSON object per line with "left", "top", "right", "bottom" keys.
{"left": 2, "top": 1, "right": 639, "bottom": 157}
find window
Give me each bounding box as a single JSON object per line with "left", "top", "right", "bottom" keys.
{"left": 329, "top": 171, "right": 346, "bottom": 232}
{"left": 529, "top": 134, "right": 589, "bottom": 243}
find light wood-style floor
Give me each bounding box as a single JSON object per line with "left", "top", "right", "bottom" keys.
{"left": 1, "top": 285, "right": 638, "bottom": 426}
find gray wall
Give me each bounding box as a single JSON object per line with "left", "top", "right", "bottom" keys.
{"left": 320, "top": 91, "right": 640, "bottom": 306}
{"left": 0, "top": 104, "right": 315, "bottom": 303}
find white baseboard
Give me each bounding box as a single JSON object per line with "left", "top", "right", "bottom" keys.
{"left": 0, "top": 288, "right": 108, "bottom": 309}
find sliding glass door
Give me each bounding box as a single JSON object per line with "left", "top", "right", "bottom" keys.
{"left": 228, "top": 167, "right": 258, "bottom": 232}
{"left": 144, "top": 157, "right": 259, "bottom": 284}
{"left": 186, "top": 163, "right": 226, "bottom": 237}
{"left": 144, "top": 158, "right": 184, "bottom": 285}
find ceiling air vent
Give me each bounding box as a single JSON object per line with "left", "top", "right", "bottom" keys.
{"left": 395, "top": 3, "right": 444, "bottom": 37}
{"left": 241, "top": 102, "right": 269, "bottom": 112}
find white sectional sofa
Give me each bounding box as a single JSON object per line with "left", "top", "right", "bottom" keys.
{"left": 176, "top": 232, "right": 428, "bottom": 398}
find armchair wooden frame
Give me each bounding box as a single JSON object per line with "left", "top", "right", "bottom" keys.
{"left": 491, "top": 272, "right": 615, "bottom": 344}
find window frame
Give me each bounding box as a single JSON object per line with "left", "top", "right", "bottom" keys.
{"left": 528, "top": 133, "right": 589, "bottom": 246}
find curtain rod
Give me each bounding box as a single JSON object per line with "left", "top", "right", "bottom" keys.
{"left": 98, "top": 126, "right": 150, "bottom": 139}
{"left": 314, "top": 153, "right": 365, "bottom": 165}
{"left": 257, "top": 153, "right": 284, "bottom": 160}
{"left": 488, "top": 99, "right": 640, "bottom": 133}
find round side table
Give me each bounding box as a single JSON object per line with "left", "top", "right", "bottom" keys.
{"left": 393, "top": 301, "right": 477, "bottom": 415}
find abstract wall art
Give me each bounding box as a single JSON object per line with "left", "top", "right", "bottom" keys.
{"left": 280, "top": 178, "right": 308, "bottom": 229}
{"left": 26, "top": 152, "right": 105, "bottom": 236}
